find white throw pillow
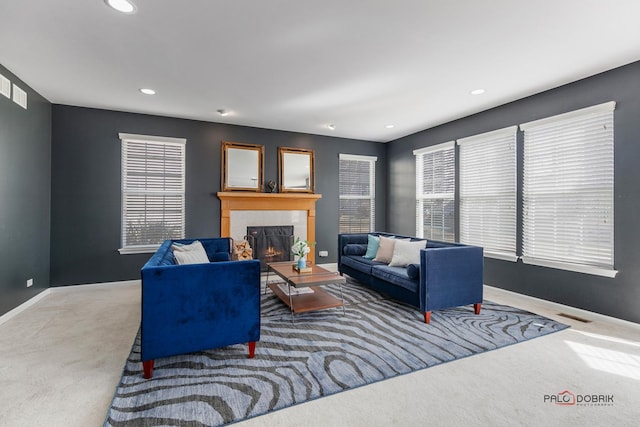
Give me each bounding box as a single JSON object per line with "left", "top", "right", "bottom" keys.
{"left": 389, "top": 239, "right": 426, "bottom": 267}
{"left": 172, "top": 241, "right": 210, "bottom": 265}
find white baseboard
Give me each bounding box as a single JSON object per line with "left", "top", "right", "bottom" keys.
{"left": 0, "top": 289, "right": 51, "bottom": 326}
{"left": 484, "top": 284, "right": 640, "bottom": 330}
{"left": 47, "top": 279, "right": 140, "bottom": 293}
{"left": 0, "top": 280, "right": 140, "bottom": 326}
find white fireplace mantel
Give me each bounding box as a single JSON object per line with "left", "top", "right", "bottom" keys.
{"left": 217, "top": 192, "right": 322, "bottom": 264}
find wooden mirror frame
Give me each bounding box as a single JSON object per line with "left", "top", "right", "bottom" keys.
{"left": 278, "top": 147, "right": 315, "bottom": 193}
{"left": 221, "top": 141, "right": 264, "bottom": 192}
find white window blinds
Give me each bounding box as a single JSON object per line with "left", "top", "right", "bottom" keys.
{"left": 339, "top": 154, "right": 377, "bottom": 233}
{"left": 119, "top": 133, "right": 186, "bottom": 254}
{"left": 414, "top": 142, "right": 455, "bottom": 241}
{"left": 458, "top": 126, "right": 517, "bottom": 261}
{"left": 520, "top": 102, "right": 616, "bottom": 277}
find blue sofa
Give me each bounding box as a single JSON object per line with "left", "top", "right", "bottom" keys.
{"left": 338, "top": 232, "right": 483, "bottom": 323}
{"left": 140, "top": 237, "right": 261, "bottom": 379}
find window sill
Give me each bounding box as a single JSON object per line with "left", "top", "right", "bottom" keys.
{"left": 118, "top": 245, "right": 160, "bottom": 255}
{"left": 521, "top": 257, "right": 618, "bottom": 278}
{"left": 484, "top": 252, "right": 518, "bottom": 262}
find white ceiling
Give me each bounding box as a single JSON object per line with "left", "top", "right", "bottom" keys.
{"left": 2, "top": 1, "right": 640, "bottom": 143}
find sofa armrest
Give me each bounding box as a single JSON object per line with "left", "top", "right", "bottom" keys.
{"left": 419, "top": 245, "right": 483, "bottom": 312}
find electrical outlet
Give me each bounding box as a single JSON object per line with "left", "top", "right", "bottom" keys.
{"left": 318, "top": 250, "right": 329, "bottom": 257}
{"left": 27, "top": 278, "right": 33, "bottom": 288}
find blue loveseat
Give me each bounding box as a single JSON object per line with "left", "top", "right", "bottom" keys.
{"left": 140, "top": 237, "right": 261, "bottom": 379}
{"left": 338, "top": 232, "right": 483, "bottom": 323}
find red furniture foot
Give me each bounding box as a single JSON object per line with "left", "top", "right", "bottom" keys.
{"left": 143, "top": 360, "right": 154, "bottom": 379}
{"left": 424, "top": 311, "right": 431, "bottom": 324}
{"left": 474, "top": 303, "right": 482, "bottom": 315}
{"left": 248, "top": 341, "right": 256, "bottom": 358}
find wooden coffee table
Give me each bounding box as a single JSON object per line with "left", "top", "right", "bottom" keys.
{"left": 266, "top": 261, "right": 346, "bottom": 318}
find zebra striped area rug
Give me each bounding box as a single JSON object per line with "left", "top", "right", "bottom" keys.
{"left": 104, "top": 281, "right": 568, "bottom": 426}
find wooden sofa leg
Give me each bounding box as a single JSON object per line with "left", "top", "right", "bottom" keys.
{"left": 248, "top": 341, "right": 256, "bottom": 358}
{"left": 424, "top": 311, "right": 431, "bottom": 324}
{"left": 474, "top": 303, "right": 482, "bottom": 315}
{"left": 143, "top": 360, "right": 154, "bottom": 379}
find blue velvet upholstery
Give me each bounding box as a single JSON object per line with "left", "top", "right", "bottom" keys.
{"left": 341, "top": 254, "right": 381, "bottom": 272}
{"left": 343, "top": 243, "right": 368, "bottom": 256}
{"left": 338, "top": 232, "right": 483, "bottom": 322}
{"left": 371, "top": 265, "right": 418, "bottom": 293}
{"left": 210, "top": 252, "right": 231, "bottom": 262}
{"left": 406, "top": 263, "right": 420, "bottom": 279}
{"left": 140, "top": 238, "right": 261, "bottom": 378}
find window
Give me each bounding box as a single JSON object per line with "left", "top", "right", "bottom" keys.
{"left": 414, "top": 142, "right": 455, "bottom": 241}
{"left": 520, "top": 102, "right": 616, "bottom": 277}
{"left": 458, "top": 126, "right": 517, "bottom": 261}
{"left": 339, "top": 154, "right": 377, "bottom": 233}
{"left": 118, "top": 133, "right": 186, "bottom": 254}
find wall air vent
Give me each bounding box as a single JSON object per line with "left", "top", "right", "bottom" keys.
{"left": 0, "top": 74, "right": 10, "bottom": 99}
{"left": 12, "top": 84, "right": 27, "bottom": 109}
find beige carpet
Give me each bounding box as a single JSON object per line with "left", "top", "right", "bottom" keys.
{"left": 1, "top": 275, "right": 639, "bottom": 427}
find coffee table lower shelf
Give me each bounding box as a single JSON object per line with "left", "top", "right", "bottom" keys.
{"left": 268, "top": 283, "right": 344, "bottom": 314}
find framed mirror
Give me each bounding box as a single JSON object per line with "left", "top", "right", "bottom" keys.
{"left": 221, "top": 141, "right": 264, "bottom": 192}
{"left": 278, "top": 147, "right": 315, "bottom": 193}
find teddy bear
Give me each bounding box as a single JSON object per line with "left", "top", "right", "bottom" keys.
{"left": 233, "top": 240, "right": 253, "bottom": 260}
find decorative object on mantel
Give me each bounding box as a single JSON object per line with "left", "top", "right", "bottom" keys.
{"left": 291, "top": 237, "right": 313, "bottom": 269}
{"left": 278, "top": 146, "right": 315, "bottom": 193}
{"left": 266, "top": 180, "right": 277, "bottom": 193}
{"left": 221, "top": 141, "right": 264, "bottom": 192}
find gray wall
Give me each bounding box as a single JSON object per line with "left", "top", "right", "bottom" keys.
{"left": 0, "top": 64, "right": 51, "bottom": 315}
{"left": 51, "top": 106, "right": 386, "bottom": 286}
{"left": 4, "top": 59, "right": 640, "bottom": 324}
{"left": 387, "top": 61, "right": 640, "bottom": 323}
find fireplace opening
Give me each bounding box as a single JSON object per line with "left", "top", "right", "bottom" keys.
{"left": 246, "top": 225, "right": 294, "bottom": 271}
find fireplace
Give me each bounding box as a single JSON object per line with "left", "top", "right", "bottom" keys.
{"left": 217, "top": 192, "right": 321, "bottom": 264}
{"left": 246, "top": 225, "right": 294, "bottom": 271}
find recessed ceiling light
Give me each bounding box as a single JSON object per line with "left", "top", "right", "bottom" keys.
{"left": 385, "top": 124, "right": 395, "bottom": 129}
{"left": 327, "top": 124, "right": 336, "bottom": 130}
{"left": 104, "top": 0, "right": 137, "bottom": 14}
{"left": 470, "top": 89, "right": 486, "bottom": 95}
{"left": 217, "top": 109, "right": 229, "bottom": 116}
{"left": 139, "top": 88, "right": 155, "bottom": 95}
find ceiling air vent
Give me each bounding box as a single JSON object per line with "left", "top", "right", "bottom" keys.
{"left": 12, "top": 84, "right": 27, "bottom": 109}
{"left": 0, "top": 74, "right": 10, "bottom": 99}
